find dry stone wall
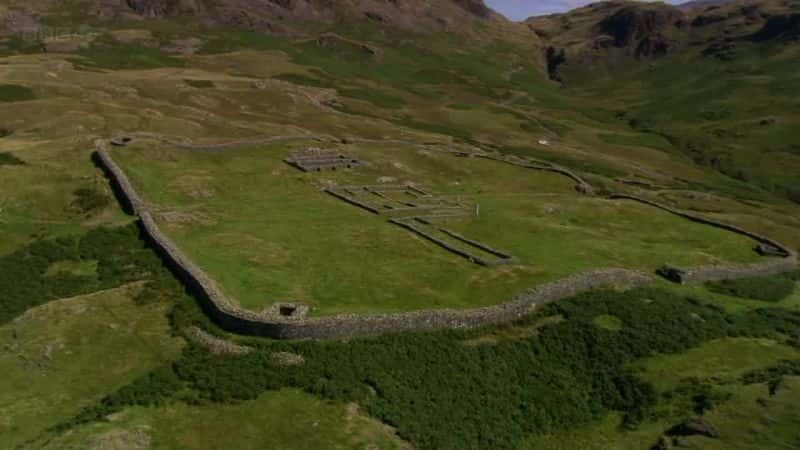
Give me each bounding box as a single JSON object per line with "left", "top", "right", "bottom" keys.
{"left": 611, "top": 194, "right": 797, "bottom": 283}
{"left": 185, "top": 326, "right": 254, "bottom": 356}
{"left": 477, "top": 153, "right": 595, "bottom": 195}
{"left": 95, "top": 142, "right": 797, "bottom": 340}
{"left": 96, "top": 144, "right": 652, "bottom": 338}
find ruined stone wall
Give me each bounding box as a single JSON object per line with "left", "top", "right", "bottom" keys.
{"left": 93, "top": 142, "right": 144, "bottom": 214}
{"left": 185, "top": 326, "right": 254, "bottom": 356}
{"left": 611, "top": 194, "right": 798, "bottom": 283}
{"left": 95, "top": 145, "right": 796, "bottom": 340}
{"left": 96, "top": 146, "right": 654, "bottom": 338}
{"left": 477, "top": 153, "right": 595, "bottom": 195}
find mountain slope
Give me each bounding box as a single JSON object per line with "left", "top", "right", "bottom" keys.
{"left": 527, "top": 0, "right": 800, "bottom": 202}
{"left": 5, "top": 0, "right": 506, "bottom": 33}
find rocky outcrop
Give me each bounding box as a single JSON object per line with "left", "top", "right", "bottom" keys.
{"left": 452, "top": 0, "right": 492, "bottom": 18}
{"left": 750, "top": 13, "right": 800, "bottom": 42}
{"left": 635, "top": 35, "right": 672, "bottom": 58}
{"left": 667, "top": 418, "right": 721, "bottom": 439}
{"left": 598, "top": 4, "right": 684, "bottom": 47}
{"left": 126, "top": 0, "right": 203, "bottom": 17}
{"left": 117, "top": 0, "right": 502, "bottom": 33}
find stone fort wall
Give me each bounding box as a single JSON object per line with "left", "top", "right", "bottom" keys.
{"left": 94, "top": 145, "right": 797, "bottom": 339}
{"left": 610, "top": 194, "right": 797, "bottom": 283}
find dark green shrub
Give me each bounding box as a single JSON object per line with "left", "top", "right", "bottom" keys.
{"left": 72, "top": 36, "right": 185, "bottom": 70}
{"left": 72, "top": 288, "right": 745, "bottom": 449}
{"left": 742, "top": 359, "right": 800, "bottom": 395}
{"left": 0, "top": 84, "right": 35, "bottom": 102}
{"left": 71, "top": 187, "right": 110, "bottom": 214}
{"left": 183, "top": 79, "right": 215, "bottom": 88}
{"left": 337, "top": 87, "right": 405, "bottom": 109}
{"left": 706, "top": 272, "right": 798, "bottom": 302}
{"left": 271, "top": 73, "right": 335, "bottom": 89}
{"left": 0, "top": 152, "right": 24, "bottom": 166}
{"left": 0, "top": 224, "right": 168, "bottom": 325}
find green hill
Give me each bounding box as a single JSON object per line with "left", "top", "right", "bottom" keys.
{"left": 1, "top": 0, "right": 799, "bottom": 448}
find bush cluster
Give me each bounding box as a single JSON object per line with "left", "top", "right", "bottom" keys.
{"left": 742, "top": 359, "right": 800, "bottom": 395}
{"left": 706, "top": 271, "right": 798, "bottom": 302}
{"left": 0, "top": 152, "right": 24, "bottom": 166}
{"left": 71, "top": 36, "right": 185, "bottom": 70}
{"left": 0, "top": 84, "right": 35, "bottom": 102}
{"left": 0, "top": 224, "right": 167, "bottom": 325}
{"left": 66, "top": 287, "right": 800, "bottom": 449}
{"left": 71, "top": 187, "right": 111, "bottom": 215}
{"left": 183, "top": 79, "right": 215, "bottom": 89}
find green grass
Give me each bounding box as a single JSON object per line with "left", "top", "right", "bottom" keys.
{"left": 271, "top": 72, "right": 335, "bottom": 89}
{"left": 72, "top": 37, "right": 185, "bottom": 70}
{"left": 0, "top": 285, "right": 183, "bottom": 448}
{"left": 111, "top": 142, "right": 762, "bottom": 316}
{"left": 337, "top": 86, "right": 406, "bottom": 110}
{"left": 0, "top": 17, "right": 798, "bottom": 450}
{"left": 598, "top": 132, "right": 675, "bottom": 152}
{"left": 634, "top": 337, "right": 800, "bottom": 392}
{"left": 198, "top": 29, "right": 283, "bottom": 54}
{"left": 0, "top": 35, "right": 45, "bottom": 57}
{"left": 65, "top": 287, "right": 800, "bottom": 450}
{"left": 497, "top": 144, "right": 627, "bottom": 178}
{"left": 0, "top": 84, "right": 35, "bottom": 102}
{"left": 594, "top": 314, "right": 623, "bottom": 331}
{"left": 0, "top": 225, "right": 173, "bottom": 325}
{"left": 46, "top": 390, "right": 405, "bottom": 450}
{"left": 44, "top": 259, "right": 98, "bottom": 278}
{"left": 566, "top": 43, "right": 800, "bottom": 200}
{"left": 522, "top": 337, "right": 800, "bottom": 450}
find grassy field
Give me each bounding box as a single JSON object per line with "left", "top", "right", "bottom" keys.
{"left": 0, "top": 285, "right": 183, "bottom": 448}
{"left": 522, "top": 337, "right": 800, "bottom": 450}
{"left": 0, "top": 11, "right": 798, "bottom": 449}
{"left": 563, "top": 42, "right": 800, "bottom": 200}
{"left": 111, "top": 141, "right": 764, "bottom": 316}
{"left": 43, "top": 390, "right": 406, "bottom": 450}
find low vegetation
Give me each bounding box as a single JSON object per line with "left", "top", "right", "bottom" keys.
{"left": 706, "top": 271, "right": 799, "bottom": 302}
{"left": 111, "top": 142, "right": 762, "bottom": 316}
{"left": 0, "top": 84, "right": 35, "bottom": 102}
{"left": 0, "top": 152, "right": 24, "bottom": 166}
{"left": 72, "top": 37, "right": 185, "bottom": 70}
{"left": 58, "top": 287, "right": 800, "bottom": 449}
{"left": 742, "top": 359, "right": 800, "bottom": 395}
{"left": 1, "top": 2, "right": 799, "bottom": 448}
{"left": 0, "top": 224, "right": 170, "bottom": 325}
{"left": 184, "top": 79, "right": 215, "bottom": 89}
{"left": 70, "top": 187, "right": 110, "bottom": 215}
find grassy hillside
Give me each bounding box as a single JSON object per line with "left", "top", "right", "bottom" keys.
{"left": 530, "top": 0, "right": 800, "bottom": 202}
{"left": 0, "top": 0, "right": 798, "bottom": 448}
{"left": 111, "top": 141, "right": 761, "bottom": 315}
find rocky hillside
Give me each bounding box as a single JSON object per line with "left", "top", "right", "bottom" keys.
{"left": 679, "top": 0, "right": 736, "bottom": 11}
{"left": 527, "top": 0, "right": 800, "bottom": 81}
{"left": 4, "top": 0, "right": 506, "bottom": 33}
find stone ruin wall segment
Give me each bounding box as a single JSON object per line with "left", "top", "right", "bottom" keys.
{"left": 94, "top": 146, "right": 797, "bottom": 339}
